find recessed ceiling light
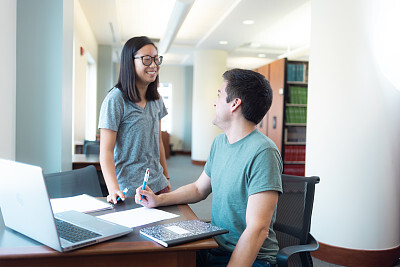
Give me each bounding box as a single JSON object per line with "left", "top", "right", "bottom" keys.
{"left": 219, "top": 40, "right": 228, "bottom": 45}
{"left": 258, "top": 54, "right": 266, "bottom": 58}
{"left": 242, "top": 20, "right": 255, "bottom": 25}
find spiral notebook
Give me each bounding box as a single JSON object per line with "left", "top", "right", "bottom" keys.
{"left": 139, "top": 220, "right": 228, "bottom": 247}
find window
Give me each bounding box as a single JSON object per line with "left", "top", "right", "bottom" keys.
{"left": 85, "top": 53, "right": 97, "bottom": 141}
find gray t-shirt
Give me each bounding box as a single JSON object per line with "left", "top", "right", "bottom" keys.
{"left": 205, "top": 129, "right": 283, "bottom": 264}
{"left": 98, "top": 88, "right": 168, "bottom": 196}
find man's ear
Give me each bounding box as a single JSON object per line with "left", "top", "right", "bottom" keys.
{"left": 231, "top": 98, "right": 242, "bottom": 112}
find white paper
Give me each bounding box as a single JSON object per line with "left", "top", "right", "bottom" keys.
{"left": 50, "top": 194, "right": 112, "bottom": 214}
{"left": 97, "top": 207, "right": 179, "bottom": 228}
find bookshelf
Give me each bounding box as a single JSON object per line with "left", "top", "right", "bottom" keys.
{"left": 283, "top": 61, "right": 308, "bottom": 176}
{"left": 254, "top": 59, "right": 308, "bottom": 176}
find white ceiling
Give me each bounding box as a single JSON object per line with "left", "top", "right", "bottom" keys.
{"left": 79, "top": 0, "right": 310, "bottom": 69}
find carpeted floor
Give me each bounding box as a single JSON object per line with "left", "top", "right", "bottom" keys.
{"left": 166, "top": 154, "right": 212, "bottom": 222}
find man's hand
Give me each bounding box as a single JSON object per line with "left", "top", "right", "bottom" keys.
{"left": 135, "top": 185, "right": 159, "bottom": 208}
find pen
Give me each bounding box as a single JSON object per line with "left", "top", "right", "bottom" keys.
{"left": 140, "top": 168, "right": 150, "bottom": 201}
{"left": 116, "top": 188, "right": 129, "bottom": 202}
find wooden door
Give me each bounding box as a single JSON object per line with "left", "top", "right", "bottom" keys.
{"left": 255, "top": 64, "right": 270, "bottom": 136}
{"left": 266, "top": 58, "right": 285, "bottom": 153}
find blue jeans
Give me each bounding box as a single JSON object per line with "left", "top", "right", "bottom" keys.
{"left": 197, "top": 248, "right": 275, "bottom": 267}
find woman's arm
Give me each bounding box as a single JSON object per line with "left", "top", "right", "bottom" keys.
{"left": 158, "top": 120, "right": 170, "bottom": 190}
{"left": 99, "top": 128, "right": 125, "bottom": 204}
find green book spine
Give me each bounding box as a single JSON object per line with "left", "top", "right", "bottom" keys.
{"left": 301, "top": 107, "right": 307, "bottom": 123}
{"left": 301, "top": 87, "right": 307, "bottom": 104}
{"left": 288, "top": 86, "right": 294, "bottom": 104}
{"left": 293, "top": 86, "right": 299, "bottom": 104}
{"left": 293, "top": 107, "right": 299, "bottom": 123}
{"left": 286, "top": 107, "right": 292, "bottom": 123}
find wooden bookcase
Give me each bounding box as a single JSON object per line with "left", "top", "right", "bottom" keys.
{"left": 254, "top": 59, "right": 309, "bottom": 176}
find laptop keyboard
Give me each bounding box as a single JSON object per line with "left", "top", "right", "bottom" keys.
{"left": 55, "top": 218, "right": 101, "bottom": 243}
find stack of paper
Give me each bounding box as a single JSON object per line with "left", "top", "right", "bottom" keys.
{"left": 97, "top": 207, "right": 179, "bottom": 228}
{"left": 50, "top": 194, "right": 112, "bottom": 214}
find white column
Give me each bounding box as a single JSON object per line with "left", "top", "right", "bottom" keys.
{"left": 16, "top": 0, "right": 73, "bottom": 172}
{"left": 191, "top": 50, "right": 227, "bottom": 162}
{"left": 0, "top": 0, "right": 16, "bottom": 160}
{"left": 307, "top": 0, "right": 400, "bottom": 250}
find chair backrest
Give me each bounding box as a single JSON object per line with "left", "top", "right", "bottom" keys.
{"left": 83, "top": 140, "right": 100, "bottom": 154}
{"left": 84, "top": 143, "right": 100, "bottom": 154}
{"left": 44, "top": 165, "right": 103, "bottom": 198}
{"left": 274, "top": 174, "right": 320, "bottom": 266}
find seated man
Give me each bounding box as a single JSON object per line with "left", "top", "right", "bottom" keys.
{"left": 135, "top": 68, "right": 282, "bottom": 267}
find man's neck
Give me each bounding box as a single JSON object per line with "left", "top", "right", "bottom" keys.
{"left": 224, "top": 120, "right": 256, "bottom": 144}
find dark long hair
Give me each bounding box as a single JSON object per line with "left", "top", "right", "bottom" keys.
{"left": 114, "top": 36, "right": 160, "bottom": 102}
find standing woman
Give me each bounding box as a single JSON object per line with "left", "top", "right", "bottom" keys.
{"left": 99, "top": 36, "right": 170, "bottom": 204}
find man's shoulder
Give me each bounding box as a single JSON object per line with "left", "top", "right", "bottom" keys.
{"left": 248, "top": 130, "right": 279, "bottom": 150}
{"left": 213, "top": 133, "right": 228, "bottom": 145}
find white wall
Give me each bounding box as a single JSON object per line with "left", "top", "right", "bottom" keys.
{"left": 73, "top": 0, "right": 98, "bottom": 142}
{"left": 307, "top": 0, "right": 400, "bottom": 249}
{"left": 74, "top": 0, "right": 97, "bottom": 63}
{"left": 74, "top": 37, "right": 87, "bottom": 142}
{"left": 0, "top": 0, "right": 16, "bottom": 160}
{"left": 160, "top": 65, "right": 186, "bottom": 150}
{"left": 192, "top": 50, "right": 226, "bottom": 161}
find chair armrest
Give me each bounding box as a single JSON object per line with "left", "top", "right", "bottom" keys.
{"left": 276, "top": 234, "right": 319, "bottom": 267}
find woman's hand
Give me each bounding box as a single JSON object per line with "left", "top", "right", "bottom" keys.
{"left": 107, "top": 189, "right": 126, "bottom": 204}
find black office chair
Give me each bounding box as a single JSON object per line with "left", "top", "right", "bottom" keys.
{"left": 275, "top": 174, "right": 320, "bottom": 267}
{"left": 44, "top": 165, "right": 103, "bottom": 198}
{"left": 83, "top": 140, "right": 100, "bottom": 154}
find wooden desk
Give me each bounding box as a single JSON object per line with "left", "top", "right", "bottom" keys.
{"left": 0, "top": 199, "right": 218, "bottom": 267}
{"left": 72, "top": 154, "right": 100, "bottom": 171}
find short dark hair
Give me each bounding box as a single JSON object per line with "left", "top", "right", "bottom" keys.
{"left": 223, "top": 68, "right": 273, "bottom": 124}
{"left": 114, "top": 36, "right": 160, "bottom": 102}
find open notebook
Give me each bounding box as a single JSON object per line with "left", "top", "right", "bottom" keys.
{"left": 0, "top": 159, "right": 132, "bottom": 252}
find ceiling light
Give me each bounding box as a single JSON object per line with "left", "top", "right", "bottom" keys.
{"left": 242, "top": 20, "right": 255, "bottom": 25}
{"left": 219, "top": 41, "right": 228, "bottom": 45}
{"left": 250, "top": 42, "right": 261, "bottom": 48}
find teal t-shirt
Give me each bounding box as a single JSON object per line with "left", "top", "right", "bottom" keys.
{"left": 205, "top": 129, "right": 283, "bottom": 263}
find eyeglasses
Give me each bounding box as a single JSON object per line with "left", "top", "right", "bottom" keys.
{"left": 134, "top": 55, "right": 163, "bottom": 66}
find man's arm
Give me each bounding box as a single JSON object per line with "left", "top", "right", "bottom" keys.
{"left": 228, "top": 190, "right": 279, "bottom": 267}
{"left": 135, "top": 170, "right": 212, "bottom": 208}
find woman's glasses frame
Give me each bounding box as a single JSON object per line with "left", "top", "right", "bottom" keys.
{"left": 134, "top": 55, "right": 163, "bottom": 66}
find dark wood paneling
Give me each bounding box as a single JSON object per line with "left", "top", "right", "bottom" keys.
{"left": 312, "top": 241, "right": 400, "bottom": 267}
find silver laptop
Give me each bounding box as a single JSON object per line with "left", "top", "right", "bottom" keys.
{"left": 0, "top": 159, "right": 132, "bottom": 252}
